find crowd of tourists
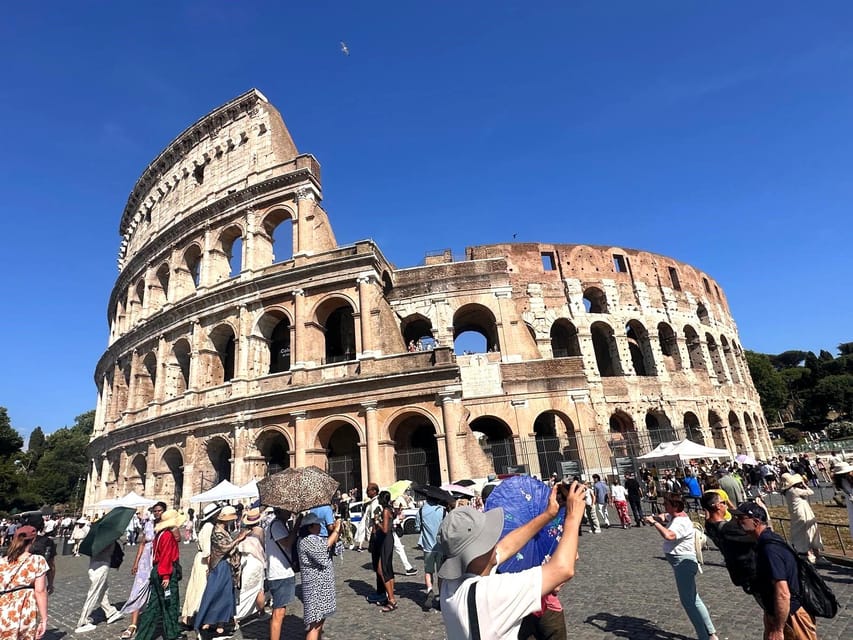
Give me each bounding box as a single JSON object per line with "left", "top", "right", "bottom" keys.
{"left": 0, "top": 452, "right": 851, "bottom": 640}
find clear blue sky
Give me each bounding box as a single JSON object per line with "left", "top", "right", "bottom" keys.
{"left": 2, "top": 2, "right": 851, "bottom": 438}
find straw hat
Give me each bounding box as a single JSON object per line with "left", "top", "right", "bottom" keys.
{"left": 779, "top": 473, "right": 804, "bottom": 492}
{"left": 200, "top": 502, "right": 223, "bottom": 523}
{"left": 833, "top": 461, "right": 853, "bottom": 475}
{"left": 242, "top": 508, "right": 262, "bottom": 526}
{"left": 155, "top": 509, "right": 188, "bottom": 533}
{"left": 218, "top": 505, "right": 238, "bottom": 522}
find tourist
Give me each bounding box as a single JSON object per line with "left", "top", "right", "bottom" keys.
{"left": 717, "top": 467, "right": 745, "bottom": 506}
{"left": 780, "top": 473, "right": 823, "bottom": 563}
{"left": 74, "top": 535, "right": 124, "bottom": 633}
{"left": 125, "top": 512, "right": 140, "bottom": 546}
{"left": 265, "top": 507, "right": 300, "bottom": 640}
{"left": 591, "top": 474, "right": 610, "bottom": 529}
{"left": 19, "top": 512, "right": 56, "bottom": 596}
{"left": 195, "top": 506, "right": 248, "bottom": 640}
{"left": 624, "top": 471, "right": 645, "bottom": 527}
{"left": 583, "top": 479, "right": 600, "bottom": 532}
{"left": 354, "top": 483, "right": 379, "bottom": 552}
{"left": 416, "top": 496, "right": 445, "bottom": 609}
{"left": 369, "top": 490, "right": 397, "bottom": 611}
{"left": 182, "top": 502, "right": 221, "bottom": 626}
{"left": 734, "top": 501, "right": 817, "bottom": 640}
{"left": 609, "top": 477, "right": 631, "bottom": 529}
{"left": 645, "top": 493, "right": 718, "bottom": 640}
{"left": 298, "top": 513, "right": 342, "bottom": 639}
{"left": 70, "top": 518, "right": 89, "bottom": 557}
{"left": 700, "top": 492, "right": 757, "bottom": 595}
{"left": 182, "top": 508, "right": 196, "bottom": 544}
{"left": 235, "top": 508, "right": 266, "bottom": 622}
{"left": 646, "top": 474, "right": 661, "bottom": 515}
{"left": 0, "top": 526, "right": 49, "bottom": 640}
{"left": 437, "top": 481, "right": 585, "bottom": 638}
{"left": 833, "top": 462, "right": 853, "bottom": 545}
{"left": 135, "top": 509, "right": 186, "bottom": 640}
{"left": 119, "top": 501, "right": 163, "bottom": 640}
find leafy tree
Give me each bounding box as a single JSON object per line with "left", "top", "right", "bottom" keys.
{"left": 838, "top": 342, "right": 853, "bottom": 357}
{"left": 771, "top": 350, "right": 807, "bottom": 370}
{"left": 0, "top": 407, "right": 23, "bottom": 458}
{"left": 781, "top": 427, "right": 803, "bottom": 444}
{"left": 31, "top": 411, "right": 94, "bottom": 505}
{"left": 745, "top": 351, "right": 788, "bottom": 420}
{"left": 819, "top": 350, "right": 834, "bottom": 362}
{"left": 803, "top": 374, "right": 853, "bottom": 424}
{"left": 28, "top": 426, "right": 46, "bottom": 460}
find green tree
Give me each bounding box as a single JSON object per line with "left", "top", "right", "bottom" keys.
{"left": 32, "top": 412, "right": 94, "bottom": 506}
{"left": 745, "top": 351, "right": 788, "bottom": 421}
{"left": 28, "top": 426, "right": 46, "bottom": 460}
{"left": 838, "top": 342, "right": 853, "bottom": 357}
{"left": 782, "top": 427, "right": 803, "bottom": 444}
{"left": 771, "top": 350, "right": 807, "bottom": 370}
{"left": 803, "top": 374, "right": 853, "bottom": 425}
{"left": 0, "top": 407, "right": 23, "bottom": 458}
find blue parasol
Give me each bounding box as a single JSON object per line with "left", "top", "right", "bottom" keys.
{"left": 484, "top": 475, "right": 564, "bottom": 573}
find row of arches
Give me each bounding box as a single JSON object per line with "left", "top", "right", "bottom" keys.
{"left": 581, "top": 286, "right": 714, "bottom": 326}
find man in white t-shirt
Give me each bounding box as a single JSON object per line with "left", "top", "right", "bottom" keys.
{"left": 437, "top": 481, "right": 586, "bottom": 639}
{"left": 265, "top": 508, "right": 300, "bottom": 640}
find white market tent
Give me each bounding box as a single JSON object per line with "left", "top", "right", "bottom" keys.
{"left": 637, "top": 439, "right": 732, "bottom": 463}
{"left": 190, "top": 479, "right": 259, "bottom": 503}
{"left": 116, "top": 491, "right": 156, "bottom": 508}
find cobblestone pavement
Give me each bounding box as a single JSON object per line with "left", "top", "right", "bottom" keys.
{"left": 45, "top": 520, "right": 852, "bottom": 640}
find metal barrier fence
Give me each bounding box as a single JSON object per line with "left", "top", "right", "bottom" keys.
{"left": 770, "top": 515, "right": 851, "bottom": 557}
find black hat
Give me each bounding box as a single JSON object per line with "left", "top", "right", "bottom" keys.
{"left": 731, "top": 501, "right": 767, "bottom": 523}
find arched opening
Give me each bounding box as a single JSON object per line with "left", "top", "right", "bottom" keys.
{"left": 533, "top": 412, "right": 579, "bottom": 478}
{"left": 657, "top": 322, "right": 682, "bottom": 371}
{"left": 550, "top": 319, "right": 581, "bottom": 358}
{"left": 470, "top": 416, "right": 517, "bottom": 475}
{"left": 705, "top": 333, "right": 727, "bottom": 382}
{"left": 206, "top": 437, "right": 232, "bottom": 484}
{"left": 116, "top": 293, "right": 128, "bottom": 335}
{"left": 320, "top": 304, "right": 356, "bottom": 364}
{"left": 391, "top": 415, "right": 441, "bottom": 486}
{"left": 262, "top": 209, "right": 294, "bottom": 264}
{"left": 708, "top": 410, "right": 726, "bottom": 450}
{"left": 321, "top": 422, "right": 362, "bottom": 493}
{"left": 184, "top": 245, "right": 202, "bottom": 289}
{"left": 170, "top": 339, "right": 191, "bottom": 396}
{"left": 646, "top": 411, "right": 677, "bottom": 448}
{"left": 697, "top": 303, "right": 710, "bottom": 325}
{"left": 256, "top": 430, "right": 291, "bottom": 476}
{"left": 131, "top": 454, "right": 147, "bottom": 492}
{"left": 401, "top": 314, "right": 434, "bottom": 351}
{"left": 209, "top": 324, "right": 236, "bottom": 384}
{"left": 135, "top": 279, "right": 145, "bottom": 309}
{"left": 721, "top": 336, "right": 741, "bottom": 384}
{"left": 743, "top": 413, "right": 756, "bottom": 453}
{"left": 453, "top": 304, "right": 499, "bottom": 354}
{"left": 139, "top": 352, "right": 157, "bottom": 406}
{"left": 582, "top": 287, "right": 608, "bottom": 313}
{"left": 162, "top": 448, "right": 184, "bottom": 508}
{"left": 229, "top": 237, "right": 243, "bottom": 277}
{"left": 152, "top": 263, "right": 170, "bottom": 311}
{"left": 684, "top": 412, "right": 704, "bottom": 444}
{"left": 728, "top": 411, "right": 746, "bottom": 452}
{"left": 626, "top": 320, "right": 656, "bottom": 376}
{"left": 382, "top": 272, "right": 393, "bottom": 297}
{"left": 269, "top": 318, "right": 291, "bottom": 373}
{"left": 609, "top": 412, "right": 639, "bottom": 457}
{"left": 591, "top": 321, "right": 621, "bottom": 377}
{"left": 684, "top": 325, "right": 706, "bottom": 372}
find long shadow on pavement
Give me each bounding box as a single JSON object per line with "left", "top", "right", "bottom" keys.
{"left": 586, "top": 613, "right": 694, "bottom": 640}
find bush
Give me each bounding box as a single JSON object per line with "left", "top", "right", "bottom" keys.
{"left": 827, "top": 421, "right": 853, "bottom": 440}
{"left": 782, "top": 427, "right": 803, "bottom": 444}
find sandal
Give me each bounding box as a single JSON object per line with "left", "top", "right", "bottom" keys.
{"left": 120, "top": 625, "right": 137, "bottom": 639}
{"left": 380, "top": 601, "right": 398, "bottom": 612}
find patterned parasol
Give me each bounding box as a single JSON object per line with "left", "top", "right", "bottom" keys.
{"left": 484, "top": 475, "right": 564, "bottom": 573}
{"left": 257, "top": 465, "right": 340, "bottom": 512}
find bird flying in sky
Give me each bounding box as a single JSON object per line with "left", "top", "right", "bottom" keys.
{"left": 340, "top": 41, "right": 350, "bottom": 56}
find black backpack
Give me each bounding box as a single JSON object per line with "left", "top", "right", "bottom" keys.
{"left": 109, "top": 542, "right": 125, "bottom": 569}
{"left": 764, "top": 538, "right": 838, "bottom": 618}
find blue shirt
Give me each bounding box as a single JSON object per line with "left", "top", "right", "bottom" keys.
{"left": 593, "top": 481, "right": 609, "bottom": 504}
{"left": 683, "top": 476, "right": 702, "bottom": 498}
{"left": 309, "top": 505, "right": 335, "bottom": 537}
{"left": 416, "top": 502, "right": 445, "bottom": 552}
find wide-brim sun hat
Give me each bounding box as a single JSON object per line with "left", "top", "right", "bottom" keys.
{"left": 155, "top": 509, "right": 188, "bottom": 533}
{"left": 437, "top": 506, "right": 505, "bottom": 580}
{"left": 200, "top": 502, "right": 223, "bottom": 523}
{"left": 218, "top": 505, "right": 238, "bottom": 522}
{"left": 832, "top": 461, "right": 853, "bottom": 475}
{"left": 779, "top": 473, "right": 804, "bottom": 492}
{"left": 242, "top": 508, "right": 262, "bottom": 526}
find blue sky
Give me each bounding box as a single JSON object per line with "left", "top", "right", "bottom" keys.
{"left": 1, "top": 2, "right": 851, "bottom": 437}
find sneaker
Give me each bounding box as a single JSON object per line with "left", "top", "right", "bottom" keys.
{"left": 107, "top": 611, "right": 124, "bottom": 624}
{"left": 75, "top": 624, "right": 97, "bottom": 634}
{"left": 405, "top": 568, "right": 419, "bottom": 576}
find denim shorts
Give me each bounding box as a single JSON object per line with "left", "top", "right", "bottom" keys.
{"left": 268, "top": 576, "right": 296, "bottom": 609}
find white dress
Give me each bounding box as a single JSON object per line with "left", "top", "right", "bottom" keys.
{"left": 783, "top": 485, "right": 823, "bottom": 554}
{"left": 235, "top": 534, "right": 266, "bottom": 620}
{"left": 182, "top": 521, "right": 214, "bottom": 618}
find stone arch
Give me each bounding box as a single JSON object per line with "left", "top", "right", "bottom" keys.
{"left": 316, "top": 419, "right": 363, "bottom": 493}
{"left": 708, "top": 410, "right": 727, "bottom": 449}
{"left": 130, "top": 454, "right": 147, "bottom": 492}
{"left": 684, "top": 325, "right": 706, "bottom": 372}
{"left": 550, "top": 319, "right": 581, "bottom": 358}
{"left": 138, "top": 351, "right": 157, "bottom": 406}
{"left": 609, "top": 411, "right": 639, "bottom": 457}
{"left": 204, "top": 436, "right": 232, "bottom": 485}
{"left": 590, "top": 321, "right": 621, "bottom": 377}
{"left": 626, "top": 320, "right": 657, "bottom": 376}
{"left": 646, "top": 410, "right": 677, "bottom": 448}
{"left": 453, "top": 304, "right": 500, "bottom": 354}
{"left": 683, "top": 412, "right": 705, "bottom": 444}
{"left": 254, "top": 309, "right": 293, "bottom": 375}
{"left": 160, "top": 447, "right": 184, "bottom": 508}
{"left": 183, "top": 244, "right": 202, "bottom": 290}
{"left": 314, "top": 296, "right": 357, "bottom": 364}
{"left": 532, "top": 411, "right": 580, "bottom": 478}
{"left": 470, "top": 416, "right": 517, "bottom": 475}
{"left": 168, "top": 338, "right": 191, "bottom": 397}
{"left": 256, "top": 428, "right": 292, "bottom": 476}
{"left": 214, "top": 224, "right": 244, "bottom": 280}
{"left": 582, "top": 286, "right": 608, "bottom": 313}
{"left": 259, "top": 207, "right": 295, "bottom": 265}
{"left": 381, "top": 271, "right": 393, "bottom": 297}
{"left": 697, "top": 303, "right": 710, "bottom": 325}
{"left": 389, "top": 411, "right": 441, "bottom": 486}
{"left": 154, "top": 262, "right": 170, "bottom": 309}
{"left": 720, "top": 335, "right": 741, "bottom": 384}
{"left": 208, "top": 323, "right": 237, "bottom": 384}
{"left": 401, "top": 313, "right": 434, "bottom": 351}
{"left": 705, "top": 333, "right": 727, "bottom": 382}
{"left": 729, "top": 410, "right": 746, "bottom": 452}
{"left": 657, "top": 322, "right": 682, "bottom": 371}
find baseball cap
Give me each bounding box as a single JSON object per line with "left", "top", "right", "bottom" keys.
{"left": 301, "top": 513, "right": 322, "bottom": 527}
{"left": 437, "top": 506, "right": 504, "bottom": 580}
{"left": 731, "top": 501, "right": 767, "bottom": 523}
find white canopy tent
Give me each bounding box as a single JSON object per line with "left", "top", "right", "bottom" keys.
{"left": 190, "top": 479, "right": 259, "bottom": 503}
{"left": 637, "top": 439, "right": 732, "bottom": 463}
{"left": 116, "top": 491, "right": 156, "bottom": 508}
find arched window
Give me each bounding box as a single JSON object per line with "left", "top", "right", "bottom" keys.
{"left": 207, "top": 438, "right": 232, "bottom": 484}
{"left": 401, "top": 314, "right": 434, "bottom": 351}
{"left": 720, "top": 336, "right": 741, "bottom": 384}
{"left": 470, "top": 416, "right": 518, "bottom": 475}
{"left": 261, "top": 209, "right": 294, "bottom": 265}
{"left": 582, "top": 287, "right": 608, "bottom": 313}
{"left": 591, "top": 321, "right": 621, "bottom": 377}
{"left": 323, "top": 305, "right": 356, "bottom": 363}
{"left": 626, "top": 320, "right": 656, "bottom": 376}
{"left": 705, "top": 333, "right": 727, "bottom": 382}
{"left": 646, "top": 411, "right": 676, "bottom": 448}
{"left": 155, "top": 263, "right": 170, "bottom": 308}
{"left": 138, "top": 351, "right": 157, "bottom": 406}
{"left": 683, "top": 412, "right": 704, "bottom": 444}
{"left": 210, "top": 325, "right": 236, "bottom": 383}
{"left": 256, "top": 430, "right": 291, "bottom": 476}
{"left": 697, "top": 303, "right": 710, "bottom": 325}
{"left": 550, "top": 320, "right": 581, "bottom": 358}
{"left": 683, "top": 325, "right": 706, "bottom": 372}
{"left": 657, "top": 322, "right": 682, "bottom": 371}
{"left": 162, "top": 448, "right": 184, "bottom": 508}
{"left": 171, "top": 338, "right": 191, "bottom": 396}
{"left": 269, "top": 318, "right": 291, "bottom": 373}
{"left": 453, "top": 304, "right": 499, "bottom": 354}
{"left": 609, "top": 412, "right": 638, "bottom": 457}
{"left": 391, "top": 416, "right": 441, "bottom": 487}
{"left": 184, "top": 245, "right": 202, "bottom": 289}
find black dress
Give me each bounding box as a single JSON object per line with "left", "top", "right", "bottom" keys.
{"left": 371, "top": 507, "right": 395, "bottom": 584}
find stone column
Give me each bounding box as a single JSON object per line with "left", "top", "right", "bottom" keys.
{"left": 232, "top": 420, "right": 246, "bottom": 485}
{"left": 293, "top": 411, "right": 308, "bottom": 467}
{"left": 295, "top": 188, "right": 315, "bottom": 255}
{"left": 234, "top": 304, "right": 251, "bottom": 381}
{"left": 188, "top": 319, "right": 203, "bottom": 392}
{"left": 363, "top": 402, "right": 381, "bottom": 483}
{"left": 434, "top": 433, "right": 451, "bottom": 484}
{"left": 100, "top": 457, "right": 111, "bottom": 499}
{"left": 127, "top": 350, "right": 140, "bottom": 413}
{"left": 356, "top": 274, "right": 375, "bottom": 357}
{"left": 438, "top": 390, "right": 464, "bottom": 482}
{"left": 154, "top": 335, "right": 168, "bottom": 404}
{"left": 292, "top": 289, "right": 305, "bottom": 366}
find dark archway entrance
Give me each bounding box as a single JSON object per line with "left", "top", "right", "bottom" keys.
{"left": 324, "top": 423, "right": 362, "bottom": 493}
{"left": 392, "top": 416, "right": 441, "bottom": 486}
{"left": 162, "top": 448, "right": 184, "bottom": 508}
{"left": 256, "top": 430, "right": 291, "bottom": 476}
{"left": 470, "top": 417, "right": 517, "bottom": 475}
{"left": 207, "top": 437, "right": 232, "bottom": 484}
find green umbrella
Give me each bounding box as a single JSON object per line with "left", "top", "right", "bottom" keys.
{"left": 80, "top": 506, "right": 135, "bottom": 557}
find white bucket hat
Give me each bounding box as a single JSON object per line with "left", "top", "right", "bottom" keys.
{"left": 437, "top": 506, "right": 505, "bottom": 580}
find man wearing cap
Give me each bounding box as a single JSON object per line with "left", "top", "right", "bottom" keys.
{"left": 699, "top": 492, "right": 757, "bottom": 595}
{"left": 437, "top": 481, "right": 586, "bottom": 639}
{"left": 733, "top": 501, "right": 817, "bottom": 640}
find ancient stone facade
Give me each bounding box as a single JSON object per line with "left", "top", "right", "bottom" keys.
{"left": 85, "top": 89, "right": 772, "bottom": 508}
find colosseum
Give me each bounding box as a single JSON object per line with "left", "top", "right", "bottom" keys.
{"left": 85, "top": 89, "right": 772, "bottom": 508}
